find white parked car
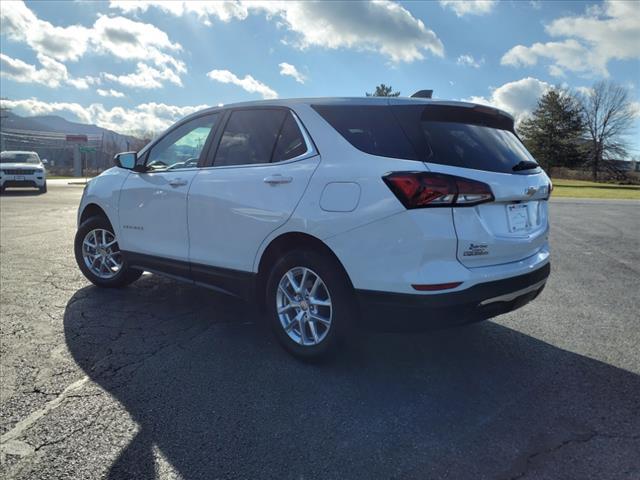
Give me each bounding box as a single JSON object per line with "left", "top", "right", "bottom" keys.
{"left": 0, "top": 151, "right": 48, "bottom": 193}
{"left": 74, "top": 97, "right": 551, "bottom": 359}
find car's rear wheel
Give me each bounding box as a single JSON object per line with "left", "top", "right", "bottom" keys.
{"left": 266, "top": 249, "right": 354, "bottom": 360}
{"left": 74, "top": 216, "right": 142, "bottom": 288}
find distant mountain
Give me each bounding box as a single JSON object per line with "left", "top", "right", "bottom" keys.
{"left": 1, "top": 111, "right": 140, "bottom": 141}
{"left": 0, "top": 111, "right": 146, "bottom": 164}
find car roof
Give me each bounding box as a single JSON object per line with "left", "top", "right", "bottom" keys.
{"left": 1, "top": 150, "right": 38, "bottom": 155}
{"left": 184, "top": 96, "right": 514, "bottom": 122}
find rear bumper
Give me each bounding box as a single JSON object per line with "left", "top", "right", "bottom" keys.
{"left": 355, "top": 262, "right": 550, "bottom": 331}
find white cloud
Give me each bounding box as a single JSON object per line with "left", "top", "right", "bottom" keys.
{"left": 278, "top": 62, "right": 306, "bottom": 84}
{"left": 0, "top": 98, "right": 210, "bottom": 137}
{"left": 110, "top": 1, "right": 249, "bottom": 24}
{"left": 0, "top": 53, "right": 98, "bottom": 90}
{"left": 501, "top": 39, "right": 603, "bottom": 77}
{"left": 109, "top": 0, "right": 444, "bottom": 63}
{"left": 103, "top": 63, "right": 183, "bottom": 89}
{"left": 501, "top": 0, "right": 640, "bottom": 77}
{"left": 97, "top": 88, "right": 125, "bottom": 98}
{"left": 207, "top": 69, "right": 278, "bottom": 99}
{"left": 0, "top": 1, "right": 185, "bottom": 89}
{"left": 439, "top": 0, "right": 497, "bottom": 17}
{"left": 465, "top": 77, "right": 552, "bottom": 123}
{"left": 91, "top": 15, "right": 185, "bottom": 75}
{"left": 89, "top": 102, "right": 210, "bottom": 136}
{"left": 1, "top": 53, "right": 65, "bottom": 88}
{"left": 456, "top": 54, "right": 483, "bottom": 68}
{"left": 0, "top": 1, "right": 90, "bottom": 62}
{"left": 257, "top": 1, "right": 444, "bottom": 63}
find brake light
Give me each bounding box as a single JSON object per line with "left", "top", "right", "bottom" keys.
{"left": 382, "top": 172, "right": 494, "bottom": 208}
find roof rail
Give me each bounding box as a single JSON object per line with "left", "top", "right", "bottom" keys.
{"left": 411, "top": 90, "right": 433, "bottom": 99}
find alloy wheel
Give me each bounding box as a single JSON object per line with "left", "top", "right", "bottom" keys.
{"left": 82, "top": 228, "right": 123, "bottom": 279}
{"left": 276, "top": 266, "right": 332, "bottom": 346}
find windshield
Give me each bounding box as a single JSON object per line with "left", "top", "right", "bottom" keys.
{"left": 0, "top": 152, "right": 40, "bottom": 164}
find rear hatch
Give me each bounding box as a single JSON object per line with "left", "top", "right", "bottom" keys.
{"left": 392, "top": 102, "right": 551, "bottom": 268}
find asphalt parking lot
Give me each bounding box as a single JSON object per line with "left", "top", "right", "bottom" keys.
{"left": 1, "top": 182, "right": 639, "bottom": 480}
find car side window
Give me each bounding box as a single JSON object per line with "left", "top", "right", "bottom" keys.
{"left": 214, "top": 109, "right": 287, "bottom": 167}
{"left": 146, "top": 114, "right": 218, "bottom": 171}
{"left": 272, "top": 112, "right": 308, "bottom": 162}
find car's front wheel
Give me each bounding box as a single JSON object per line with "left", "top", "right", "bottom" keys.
{"left": 39, "top": 181, "right": 47, "bottom": 194}
{"left": 266, "top": 249, "right": 355, "bottom": 360}
{"left": 74, "top": 216, "right": 142, "bottom": 288}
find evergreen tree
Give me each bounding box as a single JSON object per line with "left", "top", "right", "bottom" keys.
{"left": 518, "top": 88, "right": 585, "bottom": 173}
{"left": 366, "top": 84, "right": 401, "bottom": 97}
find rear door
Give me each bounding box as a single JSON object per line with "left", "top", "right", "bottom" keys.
{"left": 393, "top": 103, "right": 551, "bottom": 268}
{"left": 187, "top": 108, "right": 319, "bottom": 281}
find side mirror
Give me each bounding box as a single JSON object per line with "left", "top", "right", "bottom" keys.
{"left": 114, "top": 152, "right": 137, "bottom": 170}
{"left": 41, "top": 158, "right": 49, "bottom": 165}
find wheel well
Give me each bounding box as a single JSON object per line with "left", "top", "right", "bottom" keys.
{"left": 256, "top": 232, "right": 353, "bottom": 307}
{"left": 80, "top": 203, "right": 109, "bottom": 224}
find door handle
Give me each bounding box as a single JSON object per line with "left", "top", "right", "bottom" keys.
{"left": 263, "top": 174, "right": 293, "bottom": 185}
{"left": 169, "top": 178, "right": 188, "bottom": 187}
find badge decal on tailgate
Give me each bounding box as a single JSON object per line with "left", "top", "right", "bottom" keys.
{"left": 463, "top": 243, "right": 489, "bottom": 257}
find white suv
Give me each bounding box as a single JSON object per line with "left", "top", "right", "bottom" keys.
{"left": 0, "top": 151, "right": 48, "bottom": 193}
{"left": 74, "top": 97, "right": 551, "bottom": 359}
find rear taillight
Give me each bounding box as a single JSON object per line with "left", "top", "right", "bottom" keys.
{"left": 382, "top": 172, "right": 494, "bottom": 209}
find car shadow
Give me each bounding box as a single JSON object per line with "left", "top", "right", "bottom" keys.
{"left": 63, "top": 275, "right": 640, "bottom": 480}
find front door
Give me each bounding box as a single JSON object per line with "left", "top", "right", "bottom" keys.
{"left": 118, "top": 113, "right": 220, "bottom": 270}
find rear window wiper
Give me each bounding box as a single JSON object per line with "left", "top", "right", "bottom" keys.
{"left": 512, "top": 160, "right": 539, "bottom": 171}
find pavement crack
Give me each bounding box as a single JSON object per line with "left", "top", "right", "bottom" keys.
{"left": 0, "top": 376, "right": 89, "bottom": 464}
{"left": 503, "top": 430, "right": 640, "bottom": 480}
{"left": 33, "top": 405, "right": 105, "bottom": 453}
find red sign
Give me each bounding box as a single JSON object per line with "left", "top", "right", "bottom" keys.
{"left": 66, "top": 134, "right": 88, "bottom": 143}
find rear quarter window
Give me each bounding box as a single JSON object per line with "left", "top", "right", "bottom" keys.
{"left": 311, "top": 105, "right": 419, "bottom": 160}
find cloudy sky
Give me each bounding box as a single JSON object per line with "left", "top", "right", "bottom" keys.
{"left": 1, "top": 0, "right": 639, "bottom": 151}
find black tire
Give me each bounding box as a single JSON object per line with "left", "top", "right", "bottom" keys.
{"left": 74, "top": 215, "right": 142, "bottom": 288}
{"left": 39, "top": 182, "right": 47, "bottom": 194}
{"left": 265, "top": 249, "right": 355, "bottom": 360}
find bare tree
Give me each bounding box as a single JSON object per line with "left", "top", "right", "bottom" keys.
{"left": 579, "top": 81, "right": 636, "bottom": 181}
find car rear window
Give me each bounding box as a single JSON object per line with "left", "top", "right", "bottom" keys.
{"left": 312, "top": 104, "right": 539, "bottom": 174}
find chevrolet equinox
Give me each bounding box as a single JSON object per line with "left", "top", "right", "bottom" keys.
{"left": 74, "top": 97, "right": 551, "bottom": 359}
